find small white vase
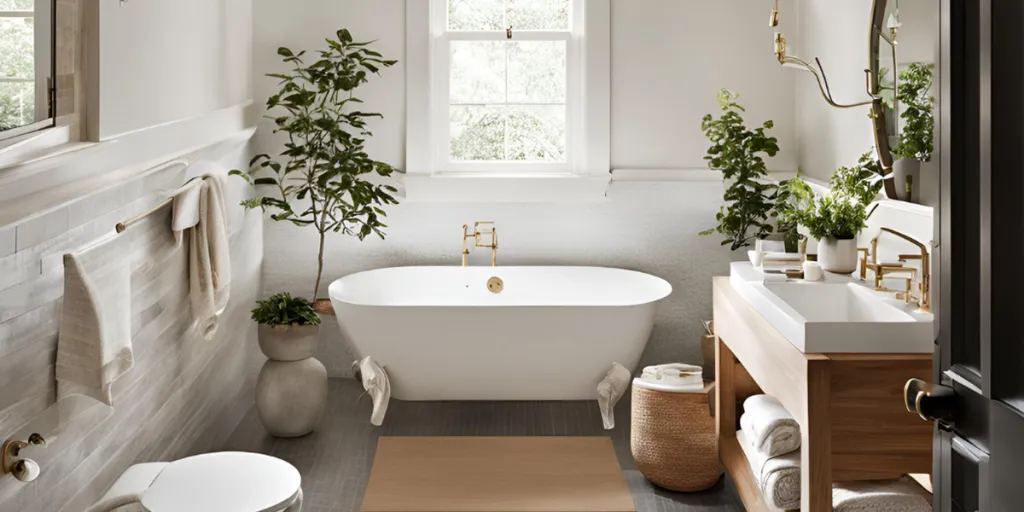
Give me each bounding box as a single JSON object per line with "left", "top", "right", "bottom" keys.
{"left": 893, "top": 158, "right": 921, "bottom": 202}
{"left": 818, "top": 238, "right": 858, "bottom": 274}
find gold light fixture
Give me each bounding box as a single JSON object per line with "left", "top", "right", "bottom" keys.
{"left": 769, "top": 0, "right": 878, "bottom": 109}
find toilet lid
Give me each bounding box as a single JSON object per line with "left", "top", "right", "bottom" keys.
{"left": 141, "top": 452, "right": 300, "bottom": 512}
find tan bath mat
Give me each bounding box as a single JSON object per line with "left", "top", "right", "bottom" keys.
{"left": 361, "top": 436, "right": 636, "bottom": 512}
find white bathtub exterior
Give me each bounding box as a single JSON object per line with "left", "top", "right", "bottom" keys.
{"left": 328, "top": 266, "right": 672, "bottom": 401}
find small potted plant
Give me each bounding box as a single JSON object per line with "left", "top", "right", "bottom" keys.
{"left": 251, "top": 293, "right": 327, "bottom": 438}
{"left": 252, "top": 292, "right": 321, "bottom": 361}
{"left": 892, "top": 63, "right": 935, "bottom": 202}
{"left": 784, "top": 153, "right": 883, "bottom": 274}
{"left": 700, "top": 89, "right": 799, "bottom": 253}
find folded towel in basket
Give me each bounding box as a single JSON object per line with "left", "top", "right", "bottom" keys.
{"left": 742, "top": 395, "right": 801, "bottom": 456}
{"left": 833, "top": 477, "right": 932, "bottom": 512}
{"left": 737, "top": 429, "right": 801, "bottom": 511}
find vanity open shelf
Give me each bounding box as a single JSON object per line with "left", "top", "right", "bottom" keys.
{"left": 713, "top": 276, "right": 933, "bottom": 511}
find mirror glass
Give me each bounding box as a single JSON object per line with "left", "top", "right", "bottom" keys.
{"left": 871, "top": 0, "right": 939, "bottom": 203}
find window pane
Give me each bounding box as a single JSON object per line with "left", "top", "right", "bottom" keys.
{"left": 0, "top": 0, "right": 34, "bottom": 10}
{"left": 0, "top": 16, "right": 34, "bottom": 79}
{"left": 450, "top": 41, "right": 506, "bottom": 104}
{"left": 0, "top": 82, "right": 34, "bottom": 131}
{"left": 448, "top": 0, "right": 504, "bottom": 31}
{"left": 506, "top": 105, "right": 565, "bottom": 161}
{"left": 508, "top": 0, "right": 570, "bottom": 30}
{"left": 451, "top": 106, "right": 504, "bottom": 161}
{"left": 507, "top": 41, "right": 565, "bottom": 104}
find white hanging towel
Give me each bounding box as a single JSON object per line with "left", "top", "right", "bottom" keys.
{"left": 172, "top": 167, "right": 231, "bottom": 340}
{"left": 355, "top": 357, "right": 391, "bottom": 426}
{"left": 597, "top": 362, "right": 632, "bottom": 430}
{"left": 639, "top": 363, "right": 704, "bottom": 392}
{"left": 56, "top": 233, "right": 134, "bottom": 406}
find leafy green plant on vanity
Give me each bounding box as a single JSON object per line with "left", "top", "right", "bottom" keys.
{"left": 892, "top": 63, "right": 935, "bottom": 202}
{"left": 699, "top": 89, "right": 799, "bottom": 252}
{"left": 782, "top": 152, "right": 884, "bottom": 274}
{"left": 231, "top": 29, "right": 400, "bottom": 314}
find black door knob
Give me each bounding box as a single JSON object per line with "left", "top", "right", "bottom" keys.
{"left": 904, "top": 378, "right": 957, "bottom": 422}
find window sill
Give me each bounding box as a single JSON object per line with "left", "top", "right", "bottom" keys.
{"left": 401, "top": 173, "right": 611, "bottom": 203}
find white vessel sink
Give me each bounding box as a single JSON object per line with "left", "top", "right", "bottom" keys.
{"left": 729, "top": 262, "right": 934, "bottom": 354}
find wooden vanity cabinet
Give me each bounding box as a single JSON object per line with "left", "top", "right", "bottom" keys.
{"left": 713, "top": 276, "right": 932, "bottom": 512}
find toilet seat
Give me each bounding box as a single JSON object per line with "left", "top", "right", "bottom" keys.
{"left": 140, "top": 452, "right": 301, "bottom": 512}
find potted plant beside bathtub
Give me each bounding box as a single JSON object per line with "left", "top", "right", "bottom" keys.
{"left": 251, "top": 293, "right": 328, "bottom": 438}
{"left": 699, "top": 89, "right": 800, "bottom": 253}
{"left": 231, "top": 29, "right": 400, "bottom": 314}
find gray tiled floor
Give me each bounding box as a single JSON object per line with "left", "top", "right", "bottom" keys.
{"left": 224, "top": 379, "right": 744, "bottom": 512}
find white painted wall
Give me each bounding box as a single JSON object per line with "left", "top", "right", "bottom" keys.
{"left": 254, "top": 0, "right": 798, "bottom": 376}
{"left": 97, "top": 0, "right": 253, "bottom": 139}
{"left": 612, "top": 0, "right": 798, "bottom": 171}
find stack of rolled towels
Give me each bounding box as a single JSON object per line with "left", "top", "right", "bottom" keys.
{"left": 738, "top": 395, "right": 932, "bottom": 511}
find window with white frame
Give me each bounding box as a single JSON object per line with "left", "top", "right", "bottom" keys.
{"left": 439, "top": 0, "right": 576, "bottom": 172}
{"left": 408, "top": 0, "right": 609, "bottom": 192}
{"left": 0, "top": 0, "right": 54, "bottom": 141}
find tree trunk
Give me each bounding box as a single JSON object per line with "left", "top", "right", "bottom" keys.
{"left": 313, "top": 230, "right": 326, "bottom": 300}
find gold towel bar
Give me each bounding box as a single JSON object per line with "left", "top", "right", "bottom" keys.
{"left": 115, "top": 197, "right": 175, "bottom": 233}
{"left": 115, "top": 168, "right": 199, "bottom": 234}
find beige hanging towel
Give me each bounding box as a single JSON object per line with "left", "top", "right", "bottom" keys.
{"left": 172, "top": 166, "right": 231, "bottom": 340}
{"left": 56, "top": 232, "right": 134, "bottom": 406}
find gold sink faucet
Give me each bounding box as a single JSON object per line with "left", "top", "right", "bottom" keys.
{"left": 860, "top": 227, "right": 931, "bottom": 313}
{"left": 462, "top": 222, "right": 498, "bottom": 267}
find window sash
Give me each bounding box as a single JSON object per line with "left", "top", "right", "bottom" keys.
{"left": 0, "top": 1, "right": 57, "bottom": 143}
{"left": 430, "top": 0, "right": 581, "bottom": 173}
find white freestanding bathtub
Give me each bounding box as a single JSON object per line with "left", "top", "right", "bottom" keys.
{"left": 328, "top": 266, "right": 672, "bottom": 401}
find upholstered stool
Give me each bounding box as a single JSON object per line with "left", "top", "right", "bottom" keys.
{"left": 88, "top": 452, "right": 302, "bottom": 512}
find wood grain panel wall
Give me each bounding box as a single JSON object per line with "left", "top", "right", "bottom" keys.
{"left": 0, "top": 162, "right": 264, "bottom": 512}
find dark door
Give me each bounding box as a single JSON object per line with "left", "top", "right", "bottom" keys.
{"left": 923, "top": 1, "right": 1024, "bottom": 510}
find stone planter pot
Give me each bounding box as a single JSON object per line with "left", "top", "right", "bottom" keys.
{"left": 255, "top": 323, "right": 327, "bottom": 438}
{"left": 818, "top": 238, "right": 858, "bottom": 274}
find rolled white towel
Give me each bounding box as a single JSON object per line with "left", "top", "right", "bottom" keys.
{"left": 833, "top": 477, "right": 932, "bottom": 512}
{"left": 737, "top": 429, "right": 801, "bottom": 511}
{"left": 742, "top": 395, "right": 801, "bottom": 456}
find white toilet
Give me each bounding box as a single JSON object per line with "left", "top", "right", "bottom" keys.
{"left": 87, "top": 452, "right": 302, "bottom": 512}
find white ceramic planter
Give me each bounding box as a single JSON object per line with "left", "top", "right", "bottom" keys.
{"left": 255, "top": 323, "right": 327, "bottom": 438}
{"left": 818, "top": 238, "right": 858, "bottom": 274}
{"left": 893, "top": 158, "right": 922, "bottom": 202}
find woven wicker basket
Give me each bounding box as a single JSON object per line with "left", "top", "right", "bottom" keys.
{"left": 630, "top": 381, "right": 722, "bottom": 492}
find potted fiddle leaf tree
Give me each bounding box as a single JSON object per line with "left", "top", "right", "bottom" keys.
{"left": 892, "top": 63, "right": 935, "bottom": 202}
{"left": 232, "top": 29, "right": 400, "bottom": 315}
{"left": 700, "top": 89, "right": 799, "bottom": 253}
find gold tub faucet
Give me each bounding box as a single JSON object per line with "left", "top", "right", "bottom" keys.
{"left": 462, "top": 222, "right": 499, "bottom": 267}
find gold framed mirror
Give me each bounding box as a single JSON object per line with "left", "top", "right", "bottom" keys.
{"left": 870, "top": 0, "right": 900, "bottom": 200}
{"left": 870, "top": 0, "right": 938, "bottom": 203}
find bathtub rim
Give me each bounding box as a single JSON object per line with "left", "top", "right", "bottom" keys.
{"left": 327, "top": 265, "right": 673, "bottom": 309}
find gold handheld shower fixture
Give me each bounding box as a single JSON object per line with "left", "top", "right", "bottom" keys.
{"left": 768, "top": 0, "right": 879, "bottom": 109}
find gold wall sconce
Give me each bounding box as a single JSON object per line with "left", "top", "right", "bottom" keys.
{"left": 769, "top": 0, "right": 880, "bottom": 109}
{"left": 2, "top": 433, "right": 45, "bottom": 483}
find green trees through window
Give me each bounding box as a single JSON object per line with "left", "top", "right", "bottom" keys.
{"left": 0, "top": 0, "right": 38, "bottom": 133}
